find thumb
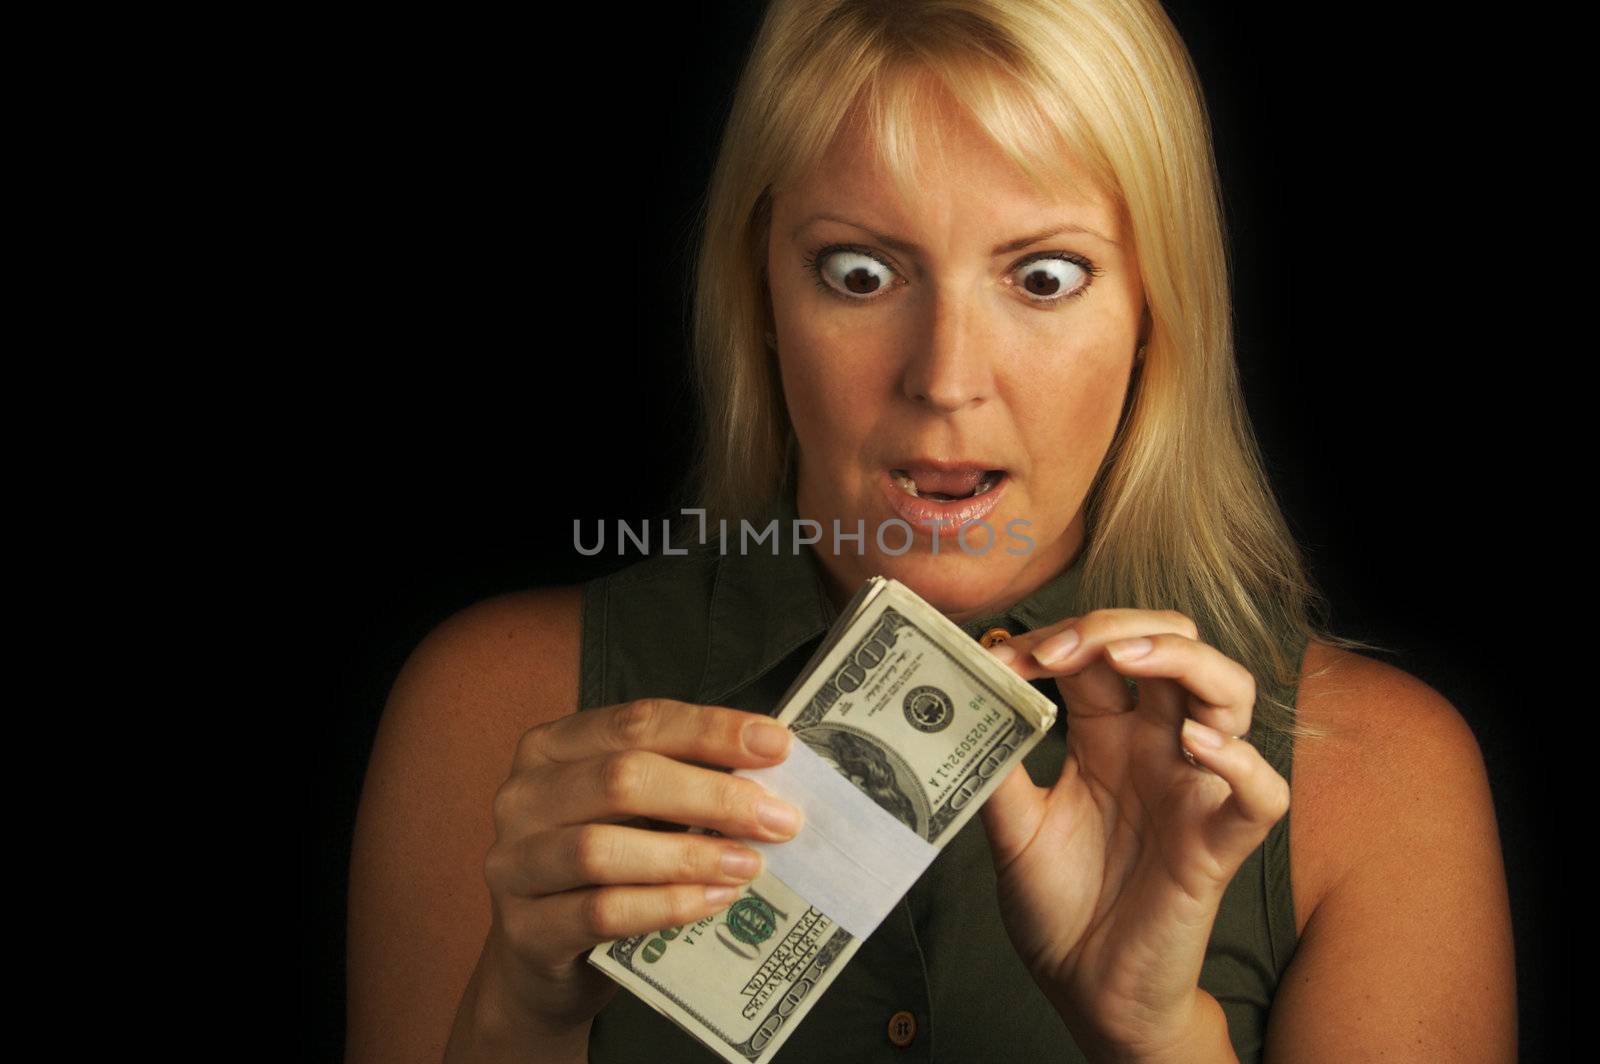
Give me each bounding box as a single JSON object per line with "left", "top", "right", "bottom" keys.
{"left": 979, "top": 762, "right": 1044, "bottom": 863}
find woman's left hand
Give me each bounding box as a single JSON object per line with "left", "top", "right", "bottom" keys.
{"left": 977, "top": 608, "right": 1289, "bottom": 1061}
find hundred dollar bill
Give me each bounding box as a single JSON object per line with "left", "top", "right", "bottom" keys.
{"left": 587, "top": 574, "right": 1058, "bottom": 1064}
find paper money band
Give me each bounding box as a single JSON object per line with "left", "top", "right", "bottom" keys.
{"left": 733, "top": 736, "right": 939, "bottom": 940}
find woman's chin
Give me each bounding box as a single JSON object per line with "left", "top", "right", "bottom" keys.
{"left": 800, "top": 487, "right": 1051, "bottom": 618}
{"left": 864, "top": 550, "right": 1019, "bottom": 619}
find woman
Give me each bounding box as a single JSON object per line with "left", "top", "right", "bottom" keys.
{"left": 346, "top": 2, "right": 1516, "bottom": 1061}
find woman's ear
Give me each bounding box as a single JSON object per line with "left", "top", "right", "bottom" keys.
{"left": 762, "top": 270, "right": 778, "bottom": 350}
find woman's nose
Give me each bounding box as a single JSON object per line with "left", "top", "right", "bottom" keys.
{"left": 899, "top": 294, "right": 995, "bottom": 412}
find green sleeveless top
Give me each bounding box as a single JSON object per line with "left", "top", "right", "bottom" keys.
{"left": 577, "top": 498, "right": 1305, "bottom": 1063}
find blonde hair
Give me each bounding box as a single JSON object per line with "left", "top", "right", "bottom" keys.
{"left": 675, "top": 0, "right": 1384, "bottom": 748}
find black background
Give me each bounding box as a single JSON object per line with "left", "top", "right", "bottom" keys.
{"left": 298, "top": 3, "right": 1562, "bottom": 1059}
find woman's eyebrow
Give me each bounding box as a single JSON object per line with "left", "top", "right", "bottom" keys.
{"left": 792, "top": 213, "right": 1119, "bottom": 253}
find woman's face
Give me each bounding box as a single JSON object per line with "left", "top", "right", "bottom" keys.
{"left": 766, "top": 90, "right": 1145, "bottom": 622}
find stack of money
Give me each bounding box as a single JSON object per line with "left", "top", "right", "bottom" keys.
{"left": 588, "top": 574, "right": 1058, "bottom": 1064}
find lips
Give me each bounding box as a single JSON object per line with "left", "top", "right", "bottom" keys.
{"left": 880, "top": 466, "right": 1008, "bottom": 534}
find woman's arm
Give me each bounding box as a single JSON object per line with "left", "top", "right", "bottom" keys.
{"left": 1263, "top": 650, "right": 1517, "bottom": 1062}
{"left": 346, "top": 583, "right": 800, "bottom": 1064}
{"left": 345, "top": 585, "right": 585, "bottom": 1064}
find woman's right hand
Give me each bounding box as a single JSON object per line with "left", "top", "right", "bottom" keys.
{"left": 478, "top": 697, "right": 805, "bottom": 1042}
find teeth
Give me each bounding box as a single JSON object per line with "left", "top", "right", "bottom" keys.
{"left": 890, "top": 470, "right": 1002, "bottom": 501}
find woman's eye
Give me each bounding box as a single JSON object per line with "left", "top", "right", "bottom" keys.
{"left": 1011, "top": 255, "right": 1092, "bottom": 302}
{"left": 811, "top": 249, "right": 896, "bottom": 299}
{"left": 805, "top": 246, "right": 1098, "bottom": 305}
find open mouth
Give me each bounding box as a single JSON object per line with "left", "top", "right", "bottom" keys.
{"left": 889, "top": 468, "right": 1007, "bottom": 502}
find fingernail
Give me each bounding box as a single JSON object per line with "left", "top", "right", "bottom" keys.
{"left": 1033, "top": 628, "right": 1080, "bottom": 666}
{"left": 988, "top": 643, "right": 1017, "bottom": 666}
{"left": 758, "top": 798, "right": 803, "bottom": 836}
{"left": 1106, "top": 636, "right": 1153, "bottom": 661}
{"left": 720, "top": 848, "right": 761, "bottom": 879}
{"left": 705, "top": 885, "right": 738, "bottom": 904}
{"left": 1182, "top": 718, "right": 1224, "bottom": 750}
{"left": 744, "top": 720, "right": 791, "bottom": 759}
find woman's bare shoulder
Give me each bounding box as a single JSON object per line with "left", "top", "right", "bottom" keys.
{"left": 398, "top": 583, "right": 587, "bottom": 731}
{"left": 1288, "top": 637, "right": 1491, "bottom": 937}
